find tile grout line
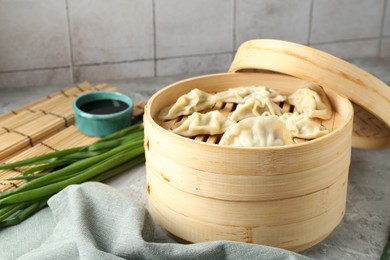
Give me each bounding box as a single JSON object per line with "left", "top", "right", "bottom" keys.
{"left": 378, "top": 0, "right": 388, "bottom": 56}
{"left": 0, "top": 51, "right": 236, "bottom": 75}
{"left": 0, "top": 66, "right": 72, "bottom": 74}
{"left": 75, "top": 59, "right": 155, "bottom": 67}
{"left": 64, "top": 0, "right": 75, "bottom": 83}
{"left": 307, "top": 0, "right": 314, "bottom": 45}
{"left": 311, "top": 36, "right": 385, "bottom": 46}
{"left": 380, "top": 0, "right": 388, "bottom": 36}
{"left": 232, "top": 0, "right": 236, "bottom": 53}
{"left": 148, "top": 51, "right": 235, "bottom": 61}
{"left": 1, "top": 43, "right": 388, "bottom": 75}
{"left": 152, "top": 0, "right": 157, "bottom": 77}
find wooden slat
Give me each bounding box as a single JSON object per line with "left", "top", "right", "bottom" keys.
{"left": 0, "top": 169, "right": 24, "bottom": 192}
{"left": 42, "top": 97, "right": 75, "bottom": 125}
{"left": 12, "top": 96, "right": 51, "bottom": 114}
{"left": 61, "top": 86, "right": 85, "bottom": 97}
{"left": 14, "top": 114, "right": 66, "bottom": 144}
{"left": 0, "top": 128, "right": 7, "bottom": 135}
{"left": 42, "top": 125, "right": 99, "bottom": 150}
{"left": 2, "top": 144, "right": 55, "bottom": 174}
{"left": 0, "top": 111, "right": 17, "bottom": 123}
{"left": 78, "top": 81, "right": 95, "bottom": 91}
{"left": 0, "top": 132, "right": 31, "bottom": 161}
{"left": 0, "top": 110, "right": 45, "bottom": 131}
{"left": 29, "top": 95, "right": 71, "bottom": 113}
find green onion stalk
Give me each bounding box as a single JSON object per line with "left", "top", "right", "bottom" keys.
{"left": 0, "top": 124, "right": 145, "bottom": 228}
{"left": 381, "top": 233, "right": 390, "bottom": 260}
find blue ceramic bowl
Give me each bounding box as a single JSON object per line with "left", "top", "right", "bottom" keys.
{"left": 73, "top": 91, "right": 133, "bottom": 137}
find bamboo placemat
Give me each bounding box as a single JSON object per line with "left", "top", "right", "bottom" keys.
{"left": 0, "top": 82, "right": 118, "bottom": 192}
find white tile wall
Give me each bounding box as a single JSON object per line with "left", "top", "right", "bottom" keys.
{"left": 156, "top": 53, "right": 232, "bottom": 76}
{"left": 155, "top": 0, "right": 234, "bottom": 58}
{"left": 311, "top": 39, "right": 380, "bottom": 59}
{"left": 73, "top": 61, "right": 154, "bottom": 82}
{"left": 0, "top": 0, "right": 70, "bottom": 71}
{"left": 384, "top": 1, "right": 390, "bottom": 36}
{"left": 380, "top": 38, "right": 390, "bottom": 57}
{"left": 0, "top": 68, "right": 72, "bottom": 88}
{"left": 235, "top": 0, "right": 311, "bottom": 48}
{"left": 0, "top": 0, "right": 389, "bottom": 88}
{"left": 310, "top": 0, "right": 385, "bottom": 43}
{"left": 67, "top": 0, "right": 154, "bottom": 65}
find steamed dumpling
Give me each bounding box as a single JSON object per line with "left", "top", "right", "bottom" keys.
{"left": 215, "top": 86, "right": 285, "bottom": 103}
{"left": 219, "top": 116, "right": 293, "bottom": 147}
{"left": 287, "top": 83, "right": 333, "bottom": 120}
{"left": 229, "top": 96, "right": 283, "bottom": 121}
{"left": 278, "top": 113, "right": 329, "bottom": 139}
{"left": 159, "top": 88, "right": 216, "bottom": 120}
{"left": 172, "top": 110, "right": 235, "bottom": 137}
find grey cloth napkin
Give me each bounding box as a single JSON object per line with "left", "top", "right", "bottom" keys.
{"left": 0, "top": 182, "right": 310, "bottom": 260}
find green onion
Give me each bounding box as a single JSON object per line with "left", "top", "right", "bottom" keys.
{"left": 0, "top": 203, "right": 27, "bottom": 222}
{"left": 0, "top": 199, "right": 48, "bottom": 228}
{"left": 0, "top": 146, "right": 86, "bottom": 170}
{"left": 0, "top": 124, "right": 145, "bottom": 228}
{"left": 96, "top": 124, "right": 144, "bottom": 142}
{"left": 0, "top": 139, "right": 144, "bottom": 199}
{"left": 91, "top": 154, "right": 145, "bottom": 182}
{"left": 7, "top": 173, "right": 50, "bottom": 181}
{"left": 0, "top": 146, "right": 144, "bottom": 205}
{"left": 381, "top": 234, "right": 390, "bottom": 260}
{"left": 22, "top": 159, "right": 72, "bottom": 176}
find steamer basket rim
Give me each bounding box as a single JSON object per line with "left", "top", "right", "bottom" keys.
{"left": 144, "top": 72, "right": 354, "bottom": 151}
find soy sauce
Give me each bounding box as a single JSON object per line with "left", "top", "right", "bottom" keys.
{"left": 80, "top": 99, "right": 129, "bottom": 115}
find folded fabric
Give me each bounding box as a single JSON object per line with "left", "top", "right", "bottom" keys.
{"left": 0, "top": 182, "right": 310, "bottom": 260}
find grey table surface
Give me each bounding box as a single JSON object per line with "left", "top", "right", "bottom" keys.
{"left": 0, "top": 58, "right": 389, "bottom": 259}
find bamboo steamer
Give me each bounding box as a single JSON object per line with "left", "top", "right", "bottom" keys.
{"left": 229, "top": 39, "right": 390, "bottom": 149}
{"left": 144, "top": 67, "right": 354, "bottom": 251}
{"left": 144, "top": 40, "right": 390, "bottom": 251}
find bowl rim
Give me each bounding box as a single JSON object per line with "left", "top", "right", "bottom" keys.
{"left": 73, "top": 91, "right": 134, "bottom": 120}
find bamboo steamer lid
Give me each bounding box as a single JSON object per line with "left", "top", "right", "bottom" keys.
{"left": 229, "top": 39, "right": 390, "bottom": 149}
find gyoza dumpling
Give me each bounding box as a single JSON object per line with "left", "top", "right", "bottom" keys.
{"left": 172, "top": 110, "right": 235, "bottom": 137}
{"left": 278, "top": 113, "right": 329, "bottom": 139}
{"left": 215, "top": 86, "right": 285, "bottom": 103}
{"left": 287, "top": 83, "right": 333, "bottom": 120}
{"left": 159, "top": 88, "right": 216, "bottom": 120}
{"left": 229, "top": 96, "right": 283, "bottom": 122}
{"left": 219, "top": 116, "right": 293, "bottom": 147}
